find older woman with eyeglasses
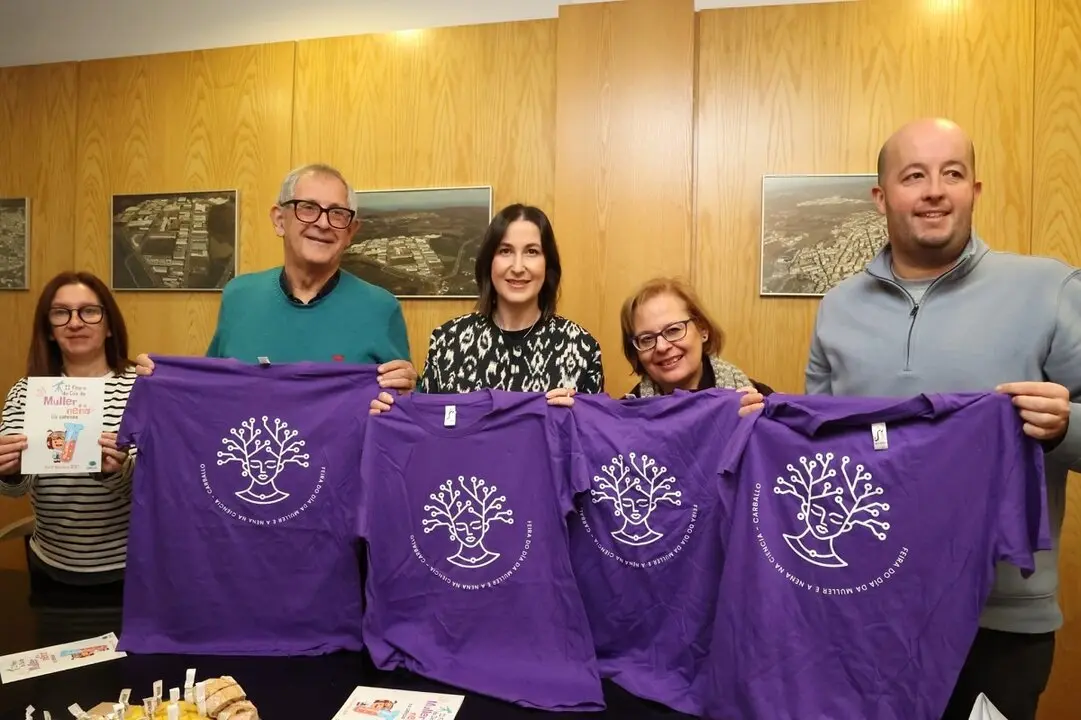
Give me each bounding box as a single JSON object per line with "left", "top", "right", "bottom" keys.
{"left": 620, "top": 277, "right": 773, "bottom": 400}
{"left": 0, "top": 271, "right": 138, "bottom": 594}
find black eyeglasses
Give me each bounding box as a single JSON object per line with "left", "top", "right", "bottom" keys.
{"left": 48, "top": 305, "right": 105, "bottom": 327}
{"left": 632, "top": 319, "right": 693, "bottom": 351}
{"left": 282, "top": 200, "right": 356, "bottom": 229}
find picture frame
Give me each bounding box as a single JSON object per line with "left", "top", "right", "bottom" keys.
{"left": 110, "top": 190, "right": 239, "bottom": 291}
{"left": 759, "top": 174, "right": 887, "bottom": 297}
{"left": 0, "top": 197, "right": 30, "bottom": 291}
{"left": 344, "top": 186, "right": 494, "bottom": 299}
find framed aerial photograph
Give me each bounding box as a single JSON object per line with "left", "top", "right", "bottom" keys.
{"left": 111, "top": 190, "right": 238, "bottom": 291}
{"left": 0, "top": 197, "right": 29, "bottom": 291}
{"left": 344, "top": 186, "right": 493, "bottom": 298}
{"left": 759, "top": 174, "right": 888, "bottom": 297}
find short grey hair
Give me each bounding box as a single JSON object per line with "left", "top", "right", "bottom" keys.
{"left": 277, "top": 163, "right": 358, "bottom": 213}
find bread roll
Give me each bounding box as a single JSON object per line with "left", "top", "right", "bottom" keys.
{"left": 202, "top": 675, "right": 246, "bottom": 717}
{"left": 215, "top": 700, "right": 258, "bottom": 720}
{"left": 80, "top": 675, "right": 256, "bottom": 720}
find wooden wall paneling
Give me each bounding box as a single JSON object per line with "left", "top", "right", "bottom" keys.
{"left": 553, "top": 0, "right": 697, "bottom": 397}
{"left": 74, "top": 43, "right": 297, "bottom": 359}
{"left": 694, "top": 0, "right": 1035, "bottom": 394}
{"left": 0, "top": 62, "right": 78, "bottom": 569}
{"left": 291, "top": 21, "right": 558, "bottom": 369}
{"left": 0, "top": 64, "right": 78, "bottom": 398}
{"left": 1032, "top": 0, "right": 1081, "bottom": 716}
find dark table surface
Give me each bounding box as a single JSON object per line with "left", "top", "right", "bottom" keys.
{"left": 0, "top": 569, "right": 695, "bottom": 719}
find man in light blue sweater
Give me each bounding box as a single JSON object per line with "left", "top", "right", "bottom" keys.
{"left": 806, "top": 118, "right": 1081, "bottom": 720}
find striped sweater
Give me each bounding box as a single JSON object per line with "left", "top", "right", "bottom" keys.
{"left": 0, "top": 370, "right": 138, "bottom": 578}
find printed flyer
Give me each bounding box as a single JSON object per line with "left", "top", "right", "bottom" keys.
{"left": 20, "top": 376, "right": 106, "bottom": 475}
{"left": 332, "top": 686, "right": 464, "bottom": 720}
{"left": 0, "top": 633, "right": 126, "bottom": 684}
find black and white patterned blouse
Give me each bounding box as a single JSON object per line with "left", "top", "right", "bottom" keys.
{"left": 418, "top": 312, "right": 604, "bottom": 395}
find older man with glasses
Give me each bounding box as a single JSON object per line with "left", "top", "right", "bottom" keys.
{"left": 136, "top": 163, "right": 417, "bottom": 393}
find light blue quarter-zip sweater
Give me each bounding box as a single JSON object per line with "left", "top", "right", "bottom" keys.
{"left": 807, "top": 232, "right": 1081, "bottom": 634}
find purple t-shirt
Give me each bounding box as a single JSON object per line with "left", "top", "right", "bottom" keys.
{"left": 357, "top": 390, "right": 605, "bottom": 712}
{"left": 117, "top": 355, "right": 379, "bottom": 656}
{"left": 567, "top": 389, "right": 743, "bottom": 716}
{"left": 706, "top": 391, "right": 1050, "bottom": 720}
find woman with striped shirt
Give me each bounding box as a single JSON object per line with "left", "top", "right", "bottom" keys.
{"left": 0, "top": 271, "right": 137, "bottom": 592}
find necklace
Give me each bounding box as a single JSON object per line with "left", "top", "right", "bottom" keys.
{"left": 493, "top": 312, "right": 541, "bottom": 338}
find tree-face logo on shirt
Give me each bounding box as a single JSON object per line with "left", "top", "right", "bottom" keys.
{"left": 774, "top": 452, "right": 890, "bottom": 569}
{"left": 577, "top": 451, "right": 699, "bottom": 569}
{"left": 217, "top": 416, "right": 310, "bottom": 506}
{"left": 199, "top": 415, "right": 327, "bottom": 528}
{"left": 411, "top": 473, "right": 533, "bottom": 591}
{"left": 423, "top": 475, "right": 515, "bottom": 569}
{"left": 590, "top": 452, "right": 682, "bottom": 547}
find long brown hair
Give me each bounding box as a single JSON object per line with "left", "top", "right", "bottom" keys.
{"left": 27, "top": 271, "right": 133, "bottom": 377}
{"left": 473, "top": 204, "right": 562, "bottom": 320}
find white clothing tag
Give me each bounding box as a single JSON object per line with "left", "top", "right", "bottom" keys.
{"left": 184, "top": 668, "right": 196, "bottom": 701}
{"left": 195, "top": 681, "right": 208, "bottom": 715}
{"left": 871, "top": 422, "right": 888, "bottom": 450}
{"left": 444, "top": 405, "right": 456, "bottom": 427}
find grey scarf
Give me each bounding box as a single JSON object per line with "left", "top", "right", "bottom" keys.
{"left": 634, "top": 354, "right": 751, "bottom": 397}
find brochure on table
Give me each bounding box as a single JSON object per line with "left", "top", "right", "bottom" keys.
{"left": 0, "top": 632, "right": 125, "bottom": 684}
{"left": 333, "top": 686, "right": 464, "bottom": 719}
{"left": 20, "top": 376, "right": 106, "bottom": 475}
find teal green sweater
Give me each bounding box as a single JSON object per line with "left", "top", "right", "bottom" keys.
{"left": 206, "top": 267, "right": 410, "bottom": 365}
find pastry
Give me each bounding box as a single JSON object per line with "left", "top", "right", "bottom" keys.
{"left": 153, "top": 701, "right": 200, "bottom": 719}
{"left": 202, "top": 676, "right": 246, "bottom": 717}
{"left": 155, "top": 702, "right": 201, "bottom": 719}
{"left": 74, "top": 674, "right": 255, "bottom": 720}
{"left": 215, "top": 700, "right": 258, "bottom": 720}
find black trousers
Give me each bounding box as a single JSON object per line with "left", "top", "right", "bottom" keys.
{"left": 26, "top": 543, "right": 125, "bottom": 606}
{"left": 940, "top": 628, "right": 1056, "bottom": 720}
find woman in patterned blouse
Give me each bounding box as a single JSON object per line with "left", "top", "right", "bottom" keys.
{"left": 370, "top": 203, "right": 604, "bottom": 411}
